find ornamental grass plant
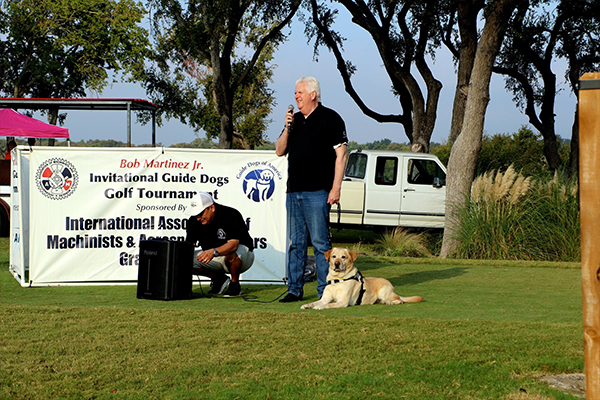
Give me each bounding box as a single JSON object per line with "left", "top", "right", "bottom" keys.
{"left": 451, "top": 166, "right": 580, "bottom": 261}
{"left": 373, "top": 227, "right": 432, "bottom": 257}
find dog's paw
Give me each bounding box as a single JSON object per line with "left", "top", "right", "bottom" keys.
{"left": 300, "top": 304, "right": 312, "bottom": 309}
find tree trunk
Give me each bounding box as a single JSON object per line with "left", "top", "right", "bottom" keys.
{"left": 540, "top": 128, "right": 562, "bottom": 170}
{"left": 448, "top": 0, "right": 480, "bottom": 146}
{"left": 569, "top": 107, "right": 579, "bottom": 178}
{"left": 218, "top": 112, "right": 233, "bottom": 149}
{"left": 440, "top": 0, "right": 519, "bottom": 258}
{"left": 208, "top": 33, "right": 233, "bottom": 149}
{"left": 532, "top": 70, "right": 562, "bottom": 171}
{"left": 47, "top": 109, "right": 59, "bottom": 147}
{"left": 567, "top": 66, "right": 581, "bottom": 179}
{"left": 411, "top": 95, "right": 439, "bottom": 154}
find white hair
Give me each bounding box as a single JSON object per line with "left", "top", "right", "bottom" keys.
{"left": 296, "top": 76, "right": 321, "bottom": 102}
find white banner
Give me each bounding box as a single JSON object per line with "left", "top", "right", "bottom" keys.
{"left": 12, "top": 147, "right": 288, "bottom": 286}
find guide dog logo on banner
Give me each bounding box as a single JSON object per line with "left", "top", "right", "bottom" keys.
{"left": 35, "top": 158, "right": 79, "bottom": 200}
{"left": 239, "top": 161, "right": 283, "bottom": 203}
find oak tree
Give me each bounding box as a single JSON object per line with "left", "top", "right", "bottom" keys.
{"left": 146, "top": 0, "right": 300, "bottom": 149}
{"left": 0, "top": 0, "right": 149, "bottom": 125}
{"left": 307, "top": 0, "right": 451, "bottom": 153}
{"left": 493, "top": 0, "right": 600, "bottom": 175}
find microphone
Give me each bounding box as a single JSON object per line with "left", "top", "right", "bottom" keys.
{"left": 287, "top": 105, "right": 294, "bottom": 132}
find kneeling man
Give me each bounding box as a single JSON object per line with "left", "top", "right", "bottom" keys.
{"left": 185, "top": 192, "right": 254, "bottom": 297}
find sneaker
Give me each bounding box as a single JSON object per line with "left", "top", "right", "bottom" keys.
{"left": 223, "top": 281, "right": 242, "bottom": 297}
{"left": 208, "top": 275, "right": 230, "bottom": 295}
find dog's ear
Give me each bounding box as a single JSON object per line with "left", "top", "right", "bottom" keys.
{"left": 325, "top": 249, "right": 333, "bottom": 261}
{"left": 349, "top": 250, "right": 358, "bottom": 262}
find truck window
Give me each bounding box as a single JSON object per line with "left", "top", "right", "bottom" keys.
{"left": 345, "top": 153, "right": 367, "bottom": 179}
{"left": 375, "top": 157, "right": 398, "bottom": 186}
{"left": 407, "top": 159, "right": 446, "bottom": 185}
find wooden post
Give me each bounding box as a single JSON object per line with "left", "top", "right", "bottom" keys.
{"left": 579, "top": 72, "right": 600, "bottom": 398}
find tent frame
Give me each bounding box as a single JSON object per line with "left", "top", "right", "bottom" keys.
{"left": 0, "top": 98, "right": 158, "bottom": 147}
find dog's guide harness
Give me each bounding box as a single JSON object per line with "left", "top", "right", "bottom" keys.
{"left": 327, "top": 270, "right": 367, "bottom": 306}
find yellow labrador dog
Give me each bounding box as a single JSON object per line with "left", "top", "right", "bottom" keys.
{"left": 301, "top": 247, "right": 424, "bottom": 310}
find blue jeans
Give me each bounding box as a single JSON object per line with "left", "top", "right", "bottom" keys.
{"left": 286, "top": 190, "right": 331, "bottom": 297}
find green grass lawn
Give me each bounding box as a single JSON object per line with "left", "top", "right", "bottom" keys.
{"left": 0, "top": 237, "right": 584, "bottom": 399}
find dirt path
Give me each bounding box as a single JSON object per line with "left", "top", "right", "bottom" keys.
{"left": 540, "top": 374, "right": 585, "bottom": 398}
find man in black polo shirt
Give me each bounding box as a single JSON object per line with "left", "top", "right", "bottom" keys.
{"left": 185, "top": 192, "right": 254, "bottom": 297}
{"left": 276, "top": 76, "right": 348, "bottom": 302}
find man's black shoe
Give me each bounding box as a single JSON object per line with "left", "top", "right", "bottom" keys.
{"left": 223, "top": 281, "right": 242, "bottom": 297}
{"left": 208, "top": 275, "right": 230, "bottom": 295}
{"left": 279, "top": 293, "right": 303, "bottom": 303}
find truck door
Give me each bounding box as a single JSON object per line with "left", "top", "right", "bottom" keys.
{"left": 363, "top": 155, "right": 402, "bottom": 227}
{"left": 331, "top": 152, "right": 367, "bottom": 226}
{"left": 400, "top": 156, "right": 446, "bottom": 228}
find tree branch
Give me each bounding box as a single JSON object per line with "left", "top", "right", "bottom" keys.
{"left": 310, "top": 0, "right": 407, "bottom": 125}
{"left": 492, "top": 65, "right": 543, "bottom": 132}
{"left": 233, "top": 0, "right": 301, "bottom": 91}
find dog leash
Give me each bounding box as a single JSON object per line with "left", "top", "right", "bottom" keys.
{"left": 326, "top": 270, "right": 366, "bottom": 306}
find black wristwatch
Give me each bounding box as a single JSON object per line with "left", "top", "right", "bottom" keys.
{"left": 213, "top": 248, "right": 219, "bottom": 256}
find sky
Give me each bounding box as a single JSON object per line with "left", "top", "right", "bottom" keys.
{"left": 38, "top": 8, "right": 578, "bottom": 147}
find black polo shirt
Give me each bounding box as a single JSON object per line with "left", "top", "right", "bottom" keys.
{"left": 186, "top": 203, "right": 254, "bottom": 251}
{"left": 283, "top": 104, "right": 347, "bottom": 193}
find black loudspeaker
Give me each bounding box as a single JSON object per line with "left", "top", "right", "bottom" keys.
{"left": 137, "top": 240, "right": 193, "bottom": 300}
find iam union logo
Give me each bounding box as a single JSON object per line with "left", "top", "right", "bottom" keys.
{"left": 238, "top": 161, "right": 282, "bottom": 203}
{"left": 35, "top": 158, "right": 79, "bottom": 200}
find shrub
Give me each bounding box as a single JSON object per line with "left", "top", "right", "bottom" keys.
{"left": 431, "top": 127, "right": 571, "bottom": 179}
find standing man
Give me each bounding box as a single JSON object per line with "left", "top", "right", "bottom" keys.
{"left": 276, "top": 76, "right": 348, "bottom": 302}
{"left": 185, "top": 192, "right": 255, "bottom": 297}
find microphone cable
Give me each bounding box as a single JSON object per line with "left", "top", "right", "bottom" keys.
{"left": 193, "top": 276, "right": 289, "bottom": 303}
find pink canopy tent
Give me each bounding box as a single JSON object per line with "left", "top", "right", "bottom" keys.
{"left": 0, "top": 108, "right": 69, "bottom": 138}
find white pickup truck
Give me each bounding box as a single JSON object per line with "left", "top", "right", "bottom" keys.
{"left": 330, "top": 149, "right": 446, "bottom": 229}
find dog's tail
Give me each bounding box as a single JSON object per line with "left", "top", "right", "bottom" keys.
{"left": 398, "top": 295, "right": 424, "bottom": 304}
{"left": 385, "top": 293, "right": 424, "bottom": 305}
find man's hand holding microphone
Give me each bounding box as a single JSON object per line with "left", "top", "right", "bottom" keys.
{"left": 276, "top": 105, "right": 295, "bottom": 156}
{"left": 285, "top": 104, "right": 294, "bottom": 132}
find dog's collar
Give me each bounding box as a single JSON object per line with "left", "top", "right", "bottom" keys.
{"left": 327, "top": 271, "right": 366, "bottom": 306}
